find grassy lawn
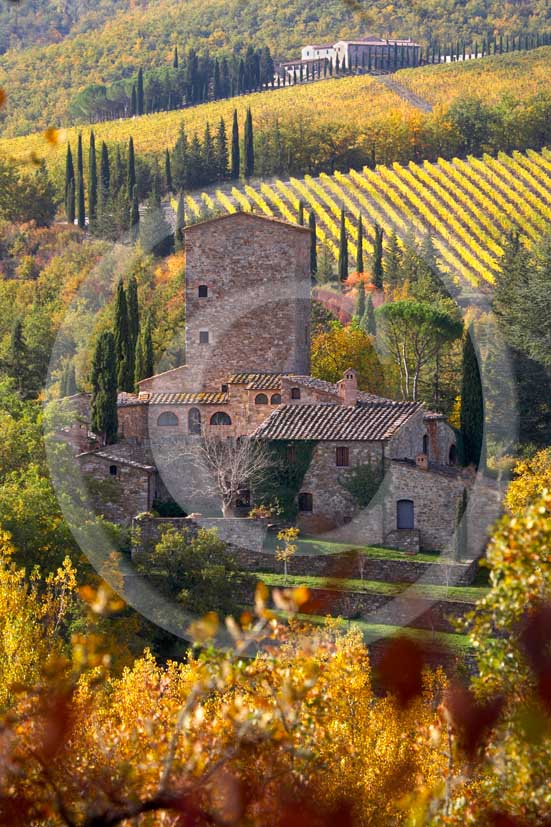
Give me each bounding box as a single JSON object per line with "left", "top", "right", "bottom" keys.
{"left": 263, "top": 533, "right": 464, "bottom": 565}
{"left": 274, "top": 612, "right": 472, "bottom": 652}
{"left": 254, "top": 572, "right": 489, "bottom": 604}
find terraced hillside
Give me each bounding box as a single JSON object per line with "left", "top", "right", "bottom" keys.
{"left": 182, "top": 147, "right": 551, "bottom": 288}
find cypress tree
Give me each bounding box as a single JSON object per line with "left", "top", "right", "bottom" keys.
{"left": 114, "top": 279, "right": 133, "bottom": 392}
{"left": 76, "top": 134, "right": 85, "bottom": 228}
{"left": 215, "top": 117, "right": 229, "bottom": 181}
{"left": 131, "top": 85, "right": 137, "bottom": 116}
{"left": 127, "top": 275, "right": 140, "bottom": 358}
{"left": 76, "top": 133, "right": 84, "bottom": 182}
{"left": 203, "top": 122, "right": 215, "bottom": 183}
{"left": 354, "top": 280, "right": 366, "bottom": 321}
{"left": 165, "top": 148, "right": 173, "bottom": 193}
{"left": 65, "top": 144, "right": 75, "bottom": 201}
{"left": 130, "top": 187, "right": 139, "bottom": 239}
{"left": 66, "top": 177, "right": 75, "bottom": 225}
{"left": 88, "top": 131, "right": 98, "bottom": 223}
{"left": 338, "top": 205, "right": 348, "bottom": 283}
{"left": 100, "top": 142, "right": 110, "bottom": 195}
{"left": 298, "top": 199, "right": 305, "bottom": 226}
{"left": 460, "top": 325, "right": 484, "bottom": 468}
{"left": 77, "top": 168, "right": 85, "bottom": 229}
{"left": 137, "top": 68, "right": 144, "bottom": 116}
{"left": 91, "top": 331, "right": 118, "bottom": 445}
{"left": 134, "top": 315, "right": 154, "bottom": 385}
{"left": 60, "top": 360, "right": 77, "bottom": 397}
{"left": 362, "top": 295, "right": 377, "bottom": 336}
{"left": 231, "top": 109, "right": 240, "bottom": 179}
{"left": 173, "top": 45, "right": 179, "bottom": 69}
{"left": 356, "top": 215, "right": 364, "bottom": 273}
{"left": 244, "top": 107, "right": 254, "bottom": 178}
{"left": 112, "top": 146, "right": 124, "bottom": 195}
{"left": 309, "top": 210, "right": 317, "bottom": 278}
{"left": 65, "top": 145, "right": 75, "bottom": 223}
{"left": 9, "top": 320, "right": 31, "bottom": 397}
{"left": 372, "top": 223, "right": 384, "bottom": 289}
{"left": 384, "top": 231, "right": 402, "bottom": 289}
{"left": 127, "top": 137, "right": 136, "bottom": 200}
{"left": 175, "top": 190, "right": 185, "bottom": 250}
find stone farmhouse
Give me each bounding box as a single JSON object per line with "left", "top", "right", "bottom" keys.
{"left": 76, "top": 211, "right": 478, "bottom": 554}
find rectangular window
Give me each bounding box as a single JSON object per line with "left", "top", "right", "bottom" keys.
{"left": 286, "top": 445, "right": 297, "bottom": 464}
{"left": 336, "top": 446, "right": 350, "bottom": 467}
{"left": 199, "top": 330, "right": 209, "bottom": 344}
{"left": 198, "top": 285, "right": 208, "bottom": 298}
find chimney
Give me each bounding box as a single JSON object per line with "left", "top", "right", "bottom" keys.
{"left": 337, "top": 368, "right": 358, "bottom": 406}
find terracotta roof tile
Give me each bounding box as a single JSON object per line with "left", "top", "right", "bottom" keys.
{"left": 252, "top": 401, "right": 422, "bottom": 442}
{"left": 119, "top": 392, "right": 228, "bottom": 406}
{"left": 228, "top": 373, "right": 285, "bottom": 390}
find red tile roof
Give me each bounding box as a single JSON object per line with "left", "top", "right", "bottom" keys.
{"left": 252, "top": 401, "right": 422, "bottom": 442}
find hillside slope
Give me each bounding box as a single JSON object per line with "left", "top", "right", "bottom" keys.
{"left": 1, "top": 0, "right": 550, "bottom": 137}
{"left": 5, "top": 46, "right": 551, "bottom": 179}
{"left": 180, "top": 147, "right": 551, "bottom": 289}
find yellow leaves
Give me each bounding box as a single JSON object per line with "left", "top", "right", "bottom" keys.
{"left": 188, "top": 610, "right": 219, "bottom": 644}
{"left": 505, "top": 449, "right": 551, "bottom": 515}
{"left": 78, "top": 582, "right": 125, "bottom": 616}
{"left": 43, "top": 127, "right": 60, "bottom": 145}
{"left": 0, "top": 529, "right": 15, "bottom": 559}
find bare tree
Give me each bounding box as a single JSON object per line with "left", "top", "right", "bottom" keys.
{"left": 196, "top": 434, "right": 274, "bottom": 517}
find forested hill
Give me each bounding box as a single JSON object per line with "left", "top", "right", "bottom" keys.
{"left": 1, "top": 0, "right": 550, "bottom": 137}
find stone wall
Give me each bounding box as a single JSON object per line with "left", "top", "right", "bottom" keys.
{"left": 184, "top": 213, "right": 312, "bottom": 392}
{"left": 78, "top": 454, "right": 155, "bottom": 525}
{"left": 384, "top": 462, "right": 477, "bottom": 553}
{"left": 133, "top": 514, "right": 267, "bottom": 557}
{"left": 234, "top": 580, "right": 473, "bottom": 634}
{"left": 384, "top": 528, "right": 420, "bottom": 553}
{"left": 387, "top": 408, "right": 425, "bottom": 460}
{"left": 226, "top": 544, "right": 479, "bottom": 586}
{"left": 425, "top": 417, "right": 457, "bottom": 466}
{"left": 298, "top": 441, "right": 384, "bottom": 531}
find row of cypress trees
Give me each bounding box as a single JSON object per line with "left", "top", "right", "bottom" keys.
{"left": 90, "top": 278, "right": 154, "bottom": 443}
{"left": 333, "top": 204, "right": 385, "bottom": 288}
{"left": 427, "top": 30, "right": 551, "bottom": 64}
{"left": 64, "top": 131, "right": 140, "bottom": 237}
{"left": 65, "top": 108, "right": 256, "bottom": 236}
{"left": 91, "top": 46, "right": 275, "bottom": 121}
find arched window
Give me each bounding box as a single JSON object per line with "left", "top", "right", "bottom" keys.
{"left": 270, "top": 393, "right": 282, "bottom": 405}
{"left": 291, "top": 387, "right": 301, "bottom": 400}
{"left": 397, "top": 499, "right": 414, "bottom": 530}
{"left": 255, "top": 393, "right": 269, "bottom": 405}
{"left": 210, "top": 411, "right": 232, "bottom": 426}
{"left": 109, "top": 465, "right": 117, "bottom": 477}
{"left": 157, "top": 411, "right": 179, "bottom": 426}
{"left": 422, "top": 434, "right": 428, "bottom": 455}
{"left": 449, "top": 444, "right": 457, "bottom": 465}
{"left": 188, "top": 407, "right": 201, "bottom": 435}
{"left": 298, "top": 492, "right": 313, "bottom": 512}
{"left": 198, "top": 285, "right": 208, "bottom": 298}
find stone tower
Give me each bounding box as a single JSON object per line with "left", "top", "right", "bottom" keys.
{"left": 182, "top": 212, "right": 312, "bottom": 391}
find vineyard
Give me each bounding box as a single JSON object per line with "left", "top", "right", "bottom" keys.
{"left": 0, "top": 73, "right": 413, "bottom": 168}
{"left": 181, "top": 146, "right": 551, "bottom": 288}
{"left": 399, "top": 44, "right": 551, "bottom": 107}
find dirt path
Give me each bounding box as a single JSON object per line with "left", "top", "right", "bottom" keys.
{"left": 376, "top": 75, "right": 434, "bottom": 113}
